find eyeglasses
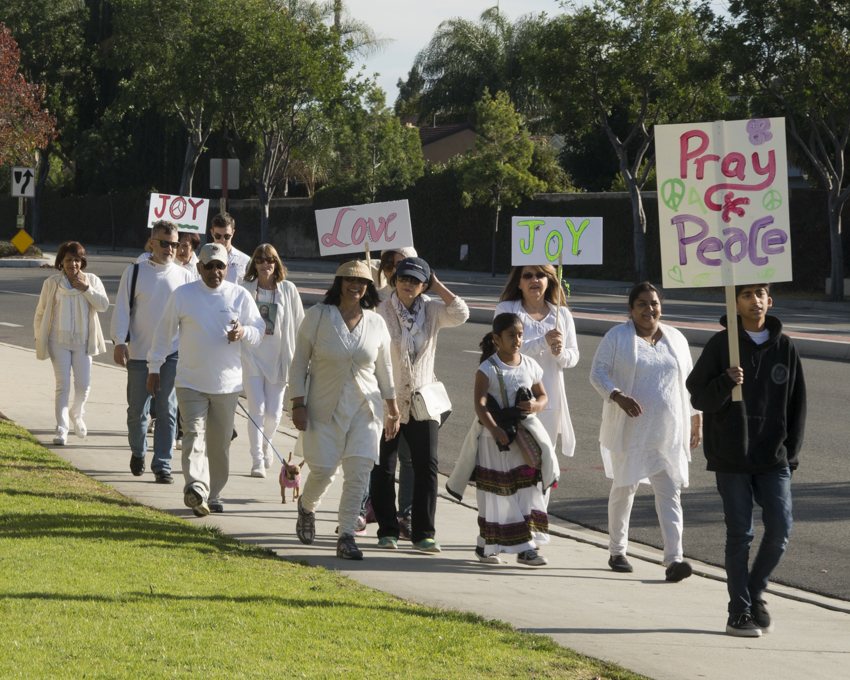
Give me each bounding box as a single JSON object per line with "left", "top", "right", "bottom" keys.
{"left": 254, "top": 257, "right": 275, "bottom": 265}
{"left": 397, "top": 275, "right": 423, "bottom": 285}
{"left": 212, "top": 232, "right": 233, "bottom": 240}
{"left": 521, "top": 271, "right": 546, "bottom": 280}
{"left": 202, "top": 261, "right": 227, "bottom": 270}
{"left": 155, "top": 239, "right": 179, "bottom": 249}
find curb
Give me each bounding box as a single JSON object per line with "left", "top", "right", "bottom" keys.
{"left": 0, "top": 257, "right": 52, "bottom": 268}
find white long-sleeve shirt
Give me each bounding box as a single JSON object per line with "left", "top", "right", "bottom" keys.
{"left": 147, "top": 280, "right": 265, "bottom": 394}
{"left": 111, "top": 258, "right": 195, "bottom": 360}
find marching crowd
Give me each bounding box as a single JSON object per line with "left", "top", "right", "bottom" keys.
{"left": 33, "top": 214, "right": 806, "bottom": 638}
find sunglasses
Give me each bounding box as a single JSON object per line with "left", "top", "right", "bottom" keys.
{"left": 397, "top": 275, "right": 424, "bottom": 285}
{"left": 154, "top": 239, "right": 179, "bottom": 249}
{"left": 521, "top": 271, "right": 547, "bottom": 280}
{"left": 342, "top": 276, "right": 370, "bottom": 285}
{"left": 212, "top": 232, "right": 233, "bottom": 240}
{"left": 254, "top": 257, "right": 275, "bottom": 265}
{"left": 203, "top": 261, "right": 227, "bottom": 270}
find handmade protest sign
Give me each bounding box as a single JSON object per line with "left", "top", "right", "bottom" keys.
{"left": 656, "top": 117, "right": 791, "bottom": 401}
{"left": 511, "top": 217, "right": 603, "bottom": 266}
{"left": 146, "top": 193, "right": 210, "bottom": 233}
{"left": 315, "top": 199, "right": 413, "bottom": 258}
{"left": 655, "top": 118, "right": 791, "bottom": 289}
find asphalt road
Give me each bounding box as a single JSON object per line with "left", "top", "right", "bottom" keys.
{"left": 2, "top": 252, "right": 848, "bottom": 601}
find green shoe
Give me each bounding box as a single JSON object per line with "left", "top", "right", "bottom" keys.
{"left": 413, "top": 538, "right": 441, "bottom": 553}
{"left": 377, "top": 536, "right": 398, "bottom": 549}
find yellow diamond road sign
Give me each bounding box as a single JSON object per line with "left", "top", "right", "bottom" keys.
{"left": 11, "top": 229, "right": 34, "bottom": 254}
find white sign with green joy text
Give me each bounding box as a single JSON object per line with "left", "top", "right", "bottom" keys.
{"left": 511, "top": 216, "right": 603, "bottom": 266}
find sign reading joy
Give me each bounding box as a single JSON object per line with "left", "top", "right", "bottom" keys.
{"left": 655, "top": 118, "right": 792, "bottom": 288}
{"left": 146, "top": 193, "right": 210, "bottom": 233}
{"left": 511, "top": 216, "right": 603, "bottom": 266}
{"left": 315, "top": 199, "right": 413, "bottom": 257}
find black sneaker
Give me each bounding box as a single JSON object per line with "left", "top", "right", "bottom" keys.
{"left": 608, "top": 554, "right": 634, "bottom": 572}
{"left": 154, "top": 471, "right": 174, "bottom": 484}
{"left": 726, "top": 612, "right": 763, "bottom": 637}
{"left": 665, "top": 560, "right": 693, "bottom": 582}
{"left": 337, "top": 534, "right": 363, "bottom": 560}
{"left": 208, "top": 498, "right": 224, "bottom": 513}
{"left": 751, "top": 598, "right": 774, "bottom": 633}
{"left": 296, "top": 497, "right": 315, "bottom": 545}
{"left": 130, "top": 455, "right": 146, "bottom": 477}
{"left": 398, "top": 515, "right": 412, "bottom": 541}
{"left": 184, "top": 487, "right": 210, "bottom": 517}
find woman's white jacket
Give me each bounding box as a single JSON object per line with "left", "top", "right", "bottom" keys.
{"left": 589, "top": 319, "right": 696, "bottom": 481}
{"left": 33, "top": 273, "right": 109, "bottom": 360}
{"left": 239, "top": 278, "right": 304, "bottom": 385}
{"left": 288, "top": 304, "right": 395, "bottom": 424}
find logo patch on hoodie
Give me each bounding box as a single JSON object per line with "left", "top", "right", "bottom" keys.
{"left": 771, "top": 364, "right": 789, "bottom": 385}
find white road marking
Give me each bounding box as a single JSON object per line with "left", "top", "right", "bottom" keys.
{"left": 462, "top": 350, "right": 479, "bottom": 354}
{"left": 0, "top": 322, "right": 22, "bottom": 327}
{"left": 0, "top": 290, "right": 39, "bottom": 297}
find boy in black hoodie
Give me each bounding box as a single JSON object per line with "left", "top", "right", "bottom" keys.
{"left": 687, "top": 283, "right": 806, "bottom": 638}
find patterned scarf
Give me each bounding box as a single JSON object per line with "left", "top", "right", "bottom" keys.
{"left": 392, "top": 291, "right": 425, "bottom": 366}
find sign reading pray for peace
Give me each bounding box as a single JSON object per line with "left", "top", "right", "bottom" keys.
{"left": 315, "top": 199, "right": 413, "bottom": 257}
{"left": 146, "top": 193, "right": 210, "bottom": 233}
{"left": 655, "top": 118, "right": 792, "bottom": 288}
{"left": 511, "top": 216, "right": 603, "bottom": 266}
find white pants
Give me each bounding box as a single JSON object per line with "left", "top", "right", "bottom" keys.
{"left": 242, "top": 375, "right": 286, "bottom": 462}
{"left": 48, "top": 341, "right": 92, "bottom": 435}
{"left": 608, "top": 470, "right": 683, "bottom": 566}
{"left": 177, "top": 388, "right": 239, "bottom": 502}
{"left": 301, "top": 456, "right": 373, "bottom": 537}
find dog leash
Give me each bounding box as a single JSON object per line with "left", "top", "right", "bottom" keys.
{"left": 236, "top": 400, "right": 292, "bottom": 470}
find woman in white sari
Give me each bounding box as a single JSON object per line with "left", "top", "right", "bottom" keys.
{"left": 289, "top": 260, "right": 399, "bottom": 560}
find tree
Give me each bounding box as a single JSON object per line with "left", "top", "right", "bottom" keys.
{"left": 723, "top": 0, "right": 850, "bottom": 300}
{"left": 0, "top": 24, "right": 57, "bottom": 168}
{"left": 412, "top": 8, "right": 549, "bottom": 126}
{"left": 336, "top": 83, "right": 424, "bottom": 203}
{"left": 535, "top": 0, "right": 732, "bottom": 282}
{"left": 460, "top": 91, "right": 545, "bottom": 276}
{"left": 224, "top": 1, "right": 350, "bottom": 241}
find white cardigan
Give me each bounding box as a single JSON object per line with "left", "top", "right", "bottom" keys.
{"left": 377, "top": 295, "right": 469, "bottom": 424}
{"left": 239, "top": 279, "right": 305, "bottom": 385}
{"left": 589, "top": 319, "right": 696, "bottom": 481}
{"left": 494, "top": 299, "right": 579, "bottom": 457}
{"left": 33, "top": 273, "right": 109, "bottom": 360}
{"left": 288, "top": 304, "right": 395, "bottom": 425}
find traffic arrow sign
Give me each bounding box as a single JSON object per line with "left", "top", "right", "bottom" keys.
{"left": 11, "top": 167, "right": 35, "bottom": 198}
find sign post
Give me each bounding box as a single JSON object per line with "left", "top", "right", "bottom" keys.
{"left": 210, "top": 159, "right": 239, "bottom": 215}
{"left": 656, "top": 118, "right": 792, "bottom": 401}
{"left": 315, "top": 200, "right": 414, "bottom": 279}
{"left": 10, "top": 167, "right": 36, "bottom": 253}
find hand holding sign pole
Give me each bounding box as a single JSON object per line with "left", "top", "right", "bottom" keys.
{"left": 656, "top": 118, "right": 791, "bottom": 401}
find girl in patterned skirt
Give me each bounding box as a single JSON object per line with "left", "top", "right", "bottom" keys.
{"left": 473, "top": 313, "right": 552, "bottom": 566}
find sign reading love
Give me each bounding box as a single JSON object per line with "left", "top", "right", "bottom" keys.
{"left": 655, "top": 118, "right": 792, "bottom": 288}
{"left": 146, "top": 193, "right": 210, "bottom": 233}
{"left": 315, "top": 199, "right": 413, "bottom": 257}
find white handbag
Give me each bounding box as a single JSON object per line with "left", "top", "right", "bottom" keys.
{"left": 411, "top": 381, "right": 452, "bottom": 421}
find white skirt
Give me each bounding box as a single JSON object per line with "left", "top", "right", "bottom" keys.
{"left": 474, "top": 434, "right": 550, "bottom": 556}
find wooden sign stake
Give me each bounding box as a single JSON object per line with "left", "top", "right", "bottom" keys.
{"left": 364, "top": 241, "right": 373, "bottom": 283}
{"left": 555, "top": 252, "right": 563, "bottom": 328}
{"left": 725, "top": 285, "right": 742, "bottom": 402}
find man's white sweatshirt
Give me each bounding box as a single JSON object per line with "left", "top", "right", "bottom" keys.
{"left": 147, "top": 280, "right": 265, "bottom": 394}
{"left": 111, "top": 258, "right": 195, "bottom": 360}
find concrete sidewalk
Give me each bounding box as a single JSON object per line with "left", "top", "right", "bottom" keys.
{"left": 3, "top": 340, "right": 849, "bottom": 680}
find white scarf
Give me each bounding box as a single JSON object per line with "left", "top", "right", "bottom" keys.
{"left": 54, "top": 275, "right": 89, "bottom": 345}
{"left": 392, "top": 291, "right": 425, "bottom": 366}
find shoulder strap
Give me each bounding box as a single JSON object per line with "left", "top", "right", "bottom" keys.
{"left": 487, "top": 356, "right": 510, "bottom": 408}
{"left": 128, "top": 264, "right": 139, "bottom": 312}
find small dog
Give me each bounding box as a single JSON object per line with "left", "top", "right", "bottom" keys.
{"left": 279, "top": 453, "right": 303, "bottom": 504}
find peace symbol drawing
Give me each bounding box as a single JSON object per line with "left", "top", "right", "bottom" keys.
{"left": 762, "top": 190, "right": 782, "bottom": 211}
{"left": 661, "top": 179, "right": 686, "bottom": 211}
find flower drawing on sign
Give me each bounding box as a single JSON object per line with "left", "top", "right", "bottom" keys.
{"left": 746, "top": 119, "right": 773, "bottom": 146}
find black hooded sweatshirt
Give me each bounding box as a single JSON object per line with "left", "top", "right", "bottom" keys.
{"left": 686, "top": 314, "right": 806, "bottom": 474}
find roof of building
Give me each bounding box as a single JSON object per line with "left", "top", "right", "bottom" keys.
{"left": 418, "top": 123, "right": 476, "bottom": 146}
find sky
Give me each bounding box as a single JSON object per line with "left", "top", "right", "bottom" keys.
{"left": 341, "top": 0, "right": 566, "bottom": 107}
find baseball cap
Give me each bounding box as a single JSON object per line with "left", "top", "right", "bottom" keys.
{"left": 395, "top": 257, "right": 430, "bottom": 283}
{"left": 198, "top": 243, "right": 228, "bottom": 266}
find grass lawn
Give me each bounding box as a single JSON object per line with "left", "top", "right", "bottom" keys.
{"left": 0, "top": 418, "right": 649, "bottom": 679}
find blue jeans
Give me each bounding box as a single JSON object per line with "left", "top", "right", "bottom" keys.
{"left": 127, "top": 353, "right": 178, "bottom": 474}
{"left": 715, "top": 468, "right": 793, "bottom": 615}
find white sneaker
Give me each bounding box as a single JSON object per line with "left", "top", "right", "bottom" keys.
{"left": 517, "top": 550, "right": 548, "bottom": 566}
{"left": 53, "top": 432, "right": 67, "bottom": 446}
{"left": 173, "top": 438, "right": 182, "bottom": 450}
{"left": 250, "top": 460, "right": 266, "bottom": 478}
{"left": 263, "top": 447, "right": 273, "bottom": 469}
{"left": 475, "top": 547, "right": 502, "bottom": 564}
{"left": 74, "top": 418, "right": 87, "bottom": 439}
